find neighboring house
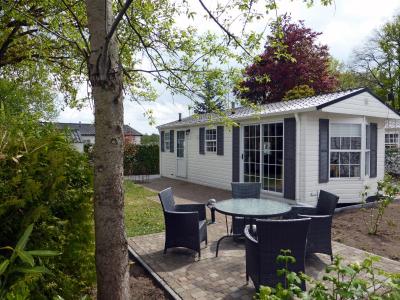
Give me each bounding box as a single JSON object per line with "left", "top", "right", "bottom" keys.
{"left": 385, "top": 119, "right": 400, "bottom": 149}
{"left": 55, "top": 123, "right": 142, "bottom": 151}
{"left": 158, "top": 88, "right": 400, "bottom": 205}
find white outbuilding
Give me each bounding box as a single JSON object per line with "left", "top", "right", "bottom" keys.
{"left": 158, "top": 88, "right": 400, "bottom": 205}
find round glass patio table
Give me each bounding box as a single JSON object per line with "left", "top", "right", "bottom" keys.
{"left": 213, "top": 198, "right": 292, "bottom": 257}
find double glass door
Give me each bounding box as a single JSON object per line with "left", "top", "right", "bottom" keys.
{"left": 243, "top": 123, "right": 284, "bottom": 193}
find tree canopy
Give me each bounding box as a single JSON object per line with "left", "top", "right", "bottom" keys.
{"left": 235, "top": 14, "right": 338, "bottom": 104}
{"left": 193, "top": 80, "right": 225, "bottom": 114}
{"left": 351, "top": 14, "right": 400, "bottom": 109}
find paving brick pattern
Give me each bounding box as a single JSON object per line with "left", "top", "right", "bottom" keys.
{"left": 128, "top": 178, "right": 400, "bottom": 299}
{"left": 129, "top": 219, "right": 400, "bottom": 300}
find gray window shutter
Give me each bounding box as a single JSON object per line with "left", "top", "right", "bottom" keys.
{"left": 232, "top": 126, "right": 240, "bottom": 182}
{"left": 319, "top": 119, "right": 329, "bottom": 183}
{"left": 217, "top": 126, "right": 224, "bottom": 156}
{"left": 199, "top": 127, "right": 205, "bottom": 154}
{"left": 370, "top": 123, "right": 377, "bottom": 178}
{"left": 284, "top": 118, "right": 296, "bottom": 200}
{"left": 169, "top": 130, "right": 174, "bottom": 153}
{"left": 160, "top": 131, "right": 165, "bottom": 152}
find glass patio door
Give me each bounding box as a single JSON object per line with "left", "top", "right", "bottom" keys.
{"left": 262, "top": 123, "right": 283, "bottom": 193}
{"left": 243, "top": 125, "right": 261, "bottom": 183}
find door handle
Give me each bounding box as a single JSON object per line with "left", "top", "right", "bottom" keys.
{"left": 241, "top": 153, "right": 243, "bottom": 159}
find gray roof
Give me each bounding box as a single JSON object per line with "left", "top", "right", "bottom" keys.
{"left": 55, "top": 123, "right": 142, "bottom": 136}
{"left": 158, "top": 88, "right": 370, "bottom": 129}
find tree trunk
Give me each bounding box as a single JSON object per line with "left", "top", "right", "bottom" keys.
{"left": 85, "top": 0, "right": 129, "bottom": 299}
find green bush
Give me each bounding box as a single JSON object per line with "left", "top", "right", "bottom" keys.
{"left": 255, "top": 250, "right": 400, "bottom": 300}
{"left": 0, "top": 117, "right": 95, "bottom": 299}
{"left": 124, "top": 144, "right": 159, "bottom": 175}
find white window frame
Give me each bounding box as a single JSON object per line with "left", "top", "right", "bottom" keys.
{"left": 164, "top": 132, "right": 170, "bottom": 151}
{"left": 205, "top": 128, "right": 217, "bottom": 152}
{"left": 329, "top": 123, "right": 362, "bottom": 179}
{"left": 385, "top": 133, "right": 399, "bottom": 148}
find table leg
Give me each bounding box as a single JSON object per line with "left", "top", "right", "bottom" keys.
{"left": 225, "top": 215, "right": 229, "bottom": 235}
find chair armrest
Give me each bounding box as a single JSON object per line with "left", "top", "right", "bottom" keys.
{"left": 175, "top": 204, "right": 206, "bottom": 221}
{"left": 244, "top": 225, "right": 258, "bottom": 244}
{"left": 290, "top": 206, "right": 317, "bottom": 217}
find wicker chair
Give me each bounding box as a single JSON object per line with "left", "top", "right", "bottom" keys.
{"left": 158, "top": 187, "right": 207, "bottom": 258}
{"left": 231, "top": 182, "right": 261, "bottom": 236}
{"left": 245, "top": 218, "right": 310, "bottom": 291}
{"left": 289, "top": 190, "right": 339, "bottom": 261}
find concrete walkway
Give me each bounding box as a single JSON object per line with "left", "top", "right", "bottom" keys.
{"left": 129, "top": 177, "right": 400, "bottom": 299}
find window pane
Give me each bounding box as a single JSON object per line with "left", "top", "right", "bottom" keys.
{"left": 276, "top": 151, "right": 283, "bottom": 165}
{"left": 331, "top": 124, "right": 361, "bottom": 136}
{"left": 276, "top": 137, "right": 283, "bottom": 150}
{"left": 269, "top": 165, "right": 276, "bottom": 179}
{"left": 276, "top": 180, "right": 283, "bottom": 192}
{"left": 365, "top": 152, "right": 370, "bottom": 176}
{"left": 350, "top": 165, "right": 360, "bottom": 177}
{"left": 268, "top": 151, "right": 276, "bottom": 164}
{"left": 340, "top": 152, "right": 349, "bottom": 164}
{"left": 244, "top": 138, "right": 249, "bottom": 149}
{"left": 268, "top": 124, "right": 276, "bottom": 136}
{"left": 330, "top": 165, "right": 339, "bottom": 177}
{"left": 276, "top": 165, "right": 282, "bottom": 179}
{"left": 341, "top": 137, "right": 350, "bottom": 149}
{"left": 330, "top": 152, "right": 339, "bottom": 164}
{"left": 350, "top": 152, "right": 360, "bottom": 164}
{"left": 276, "top": 123, "right": 283, "bottom": 136}
{"left": 351, "top": 137, "right": 361, "bottom": 149}
{"left": 331, "top": 137, "right": 340, "bottom": 149}
{"left": 340, "top": 165, "right": 349, "bottom": 177}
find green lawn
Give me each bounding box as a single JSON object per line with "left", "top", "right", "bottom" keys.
{"left": 124, "top": 180, "right": 165, "bottom": 237}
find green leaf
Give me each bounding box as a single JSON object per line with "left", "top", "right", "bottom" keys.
{"left": 16, "top": 249, "right": 35, "bottom": 267}
{"left": 12, "top": 265, "right": 52, "bottom": 275}
{"left": 0, "top": 259, "right": 9, "bottom": 276}
{"left": 16, "top": 224, "right": 34, "bottom": 251}
{"left": 27, "top": 250, "right": 61, "bottom": 257}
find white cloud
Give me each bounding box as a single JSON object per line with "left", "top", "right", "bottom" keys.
{"left": 57, "top": 0, "right": 400, "bottom": 134}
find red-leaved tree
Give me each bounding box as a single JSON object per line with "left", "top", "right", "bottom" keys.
{"left": 236, "top": 15, "right": 338, "bottom": 104}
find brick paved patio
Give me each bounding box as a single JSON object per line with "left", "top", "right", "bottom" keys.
{"left": 128, "top": 216, "right": 400, "bottom": 300}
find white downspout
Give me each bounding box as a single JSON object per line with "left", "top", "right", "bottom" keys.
{"left": 294, "top": 113, "right": 301, "bottom": 203}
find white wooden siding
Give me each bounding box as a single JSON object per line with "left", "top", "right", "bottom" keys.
{"left": 298, "top": 111, "right": 385, "bottom": 205}
{"left": 159, "top": 126, "right": 233, "bottom": 190}
{"left": 321, "top": 92, "right": 399, "bottom": 120}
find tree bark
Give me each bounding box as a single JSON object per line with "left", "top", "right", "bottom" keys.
{"left": 85, "top": 0, "right": 129, "bottom": 299}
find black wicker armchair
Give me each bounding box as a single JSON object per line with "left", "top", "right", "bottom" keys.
{"left": 289, "top": 190, "right": 339, "bottom": 261}
{"left": 158, "top": 187, "right": 207, "bottom": 258}
{"left": 245, "top": 218, "right": 310, "bottom": 291}
{"left": 231, "top": 182, "right": 261, "bottom": 236}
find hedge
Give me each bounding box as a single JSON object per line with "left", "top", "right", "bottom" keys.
{"left": 124, "top": 144, "right": 159, "bottom": 175}
{"left": 385, "top": 148, "right": 400, "bottom": 176}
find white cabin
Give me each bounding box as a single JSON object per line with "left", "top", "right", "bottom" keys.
{"left": 158, "top": 88, "right": 400, "bottom": 205}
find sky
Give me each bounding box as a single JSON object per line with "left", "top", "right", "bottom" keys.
{"left": 57, "top": 0, "right": 400, "bottom": 134}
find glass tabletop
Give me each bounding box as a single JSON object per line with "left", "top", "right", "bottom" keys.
{"left": 214, "top": 198, "right": 292, "bottom": 218}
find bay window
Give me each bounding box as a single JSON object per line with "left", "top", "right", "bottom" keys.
{"left": 330, "top": 124, "right": 361, "bottom": 178}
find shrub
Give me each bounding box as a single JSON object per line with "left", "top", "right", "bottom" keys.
{"left": 361, "top": 176, "right": 400, "bottom": 235}
{"left": 124, "top": 144, "right": 159, "bottom": 175}
{"left": 0, "top": 224, "right": 60, "bottom": 299}
{"left": 255, "top": 250, "right": 400, "bottom": 300}
{"left": 0, "top": 116, "right": 95, "bottom": 299}
{"left": 385, "top": 148, "right": 400, "bottom": 176}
